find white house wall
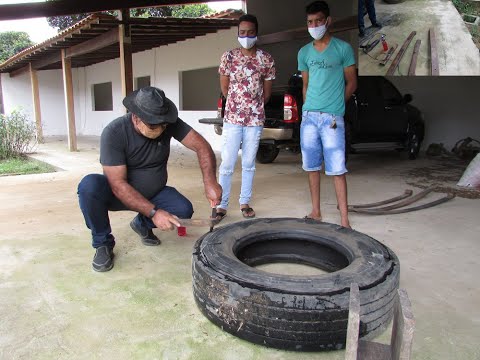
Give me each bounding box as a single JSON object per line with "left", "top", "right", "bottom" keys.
{"left": 1, "top": 72, "right": 33, "bottom": 124}
{"left": 390, "top": 77, "right": 480, "bottom": 150}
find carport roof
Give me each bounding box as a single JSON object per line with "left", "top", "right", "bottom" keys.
{"left": 0, "top": 13, "right": 239, "bottom": 73}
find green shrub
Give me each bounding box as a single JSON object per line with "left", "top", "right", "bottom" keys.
{"left": 0, "top": 110, "right": 38, "bottom": 160}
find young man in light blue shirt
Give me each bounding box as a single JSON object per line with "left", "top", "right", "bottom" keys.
{"left": 297, "top": 1, "right": 357, "bottom": 228}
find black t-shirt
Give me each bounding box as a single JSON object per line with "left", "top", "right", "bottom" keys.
{"left": 100, "top": 113, "right": 192, "bottom": 199}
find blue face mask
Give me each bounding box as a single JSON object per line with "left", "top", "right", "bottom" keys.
{"left": 238, "top": 36, "right": 257, "bottom": 49}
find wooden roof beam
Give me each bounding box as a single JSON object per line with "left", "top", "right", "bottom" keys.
{"left": 257, "top": 15, "right": 357, "bottom": 46}
{"left": 9, "top": 51, "right": 61, "bottom": 77}
{"left": 66, "top": 28, "right": 119, "bottom": 58}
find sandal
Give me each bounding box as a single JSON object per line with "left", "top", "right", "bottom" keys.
{"left": 241, "top": 207, "right": 256, "bottom": 218}
{"left": 215, "top": 210, "right": 227, "bottom": 221}
{"left": 303, "top": 215, "right": 322, "bottom": 221}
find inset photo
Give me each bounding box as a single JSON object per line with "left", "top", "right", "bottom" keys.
{"left": 358, "top": 0, "right": 480, "bottom": 75}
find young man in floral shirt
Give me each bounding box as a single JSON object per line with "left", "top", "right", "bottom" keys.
{"left": 216, "top": 14, "right": 276, "bottom": 219}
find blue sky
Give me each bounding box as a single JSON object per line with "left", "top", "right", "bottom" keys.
{"left": 0, "top": 1, "right": 243, "bottom": 43}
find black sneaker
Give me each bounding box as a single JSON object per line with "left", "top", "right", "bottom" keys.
{"left": 92, "top": 246, "right": 114, "bottom": 272}
{"left": 372, "top": 21, "right": 382, "bottom": 28}
{"left": 130, "top": 218, "right": 161, "bottom": 246}
{"left": 359, "top": 27, "right": 366, "bottom": 37}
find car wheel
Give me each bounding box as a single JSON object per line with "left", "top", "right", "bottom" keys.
{"left": 192, "top": 218, "right": 400, "bottom": 351}
{"left": 407, "top": 129, "right": 421, "bottom": 160}
{"left": 256, "top": 144, "right": 280, "bottom": 164}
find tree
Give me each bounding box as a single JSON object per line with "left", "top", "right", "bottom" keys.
{"left": 172, "top": 4, "right": 214, "bottom": 18}
{"left": 0, "top": 31, "right": 35, "bottom": 63}
{"left": 46, "top": 2, "right": 213, "bottom": 31}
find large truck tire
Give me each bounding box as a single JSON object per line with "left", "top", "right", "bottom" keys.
{"left": 192, "top": 218, "right": 400, "bottom": 351}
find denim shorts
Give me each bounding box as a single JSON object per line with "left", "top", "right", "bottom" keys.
{"left": 300, "top": 111, "right": 347, "bottom": 175}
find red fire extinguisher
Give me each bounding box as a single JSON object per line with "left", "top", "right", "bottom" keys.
{"left": 381, "top": 35, "right": 389, "bottom": 51}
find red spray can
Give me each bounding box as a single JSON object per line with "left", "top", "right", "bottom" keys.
{"left": 381, "top": 35, "right": 388, "bottom": 51}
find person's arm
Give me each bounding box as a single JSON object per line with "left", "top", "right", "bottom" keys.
{"left": 301, "top": 71, "right": 309, "bottom": 103}
{"left": 220, "top": 75, "right": 230, "bottom": 99}
{"left": 180, "top": 129, "right": 222, "bottom": 207}
{"left": 344, "top": 65, "right": 357, "bottom": 101}
{"left": 102, "top": 165, "right": 180, "bottom": 230}
{"left": 263, "top": 79, "right": 273, "bottom": 104}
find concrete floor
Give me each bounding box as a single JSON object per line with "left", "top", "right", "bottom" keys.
{"left": 359, "top": 0, "right": 480, "bottom": 76}
{"left": 1, "top": 136, "right": 479, "bottom": 359}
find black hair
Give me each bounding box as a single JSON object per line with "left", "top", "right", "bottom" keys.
{"left": 306, "top": 1, "right": 330, "bottom": 17}
{"left": 238, "top": 14, "right": 259, "bottom": 33}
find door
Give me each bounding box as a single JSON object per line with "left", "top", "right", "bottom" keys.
{"left": 356, "top": 77, "right": 408, "bottom": 142}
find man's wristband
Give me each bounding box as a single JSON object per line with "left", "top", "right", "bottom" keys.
{"left": 148, "top": 208, "right": 157, "bottom": 218}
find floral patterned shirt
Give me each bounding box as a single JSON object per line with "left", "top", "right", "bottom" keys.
{"left": 219, "top": 48, "right": 276, "bottom": 126}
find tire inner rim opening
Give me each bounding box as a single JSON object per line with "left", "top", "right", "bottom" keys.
{"left": 233, "top": 233, "right": 351, "bottom": 276}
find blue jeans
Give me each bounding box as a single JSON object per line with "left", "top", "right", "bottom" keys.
{"left": 300, "top": 111, "right": 347, "bottom": 176}
{"left": 77, "top": 174, "right": 193, "bottom": 248}
{"left": 218, "top": 122, "right": 263, "bottom": 209}
{"left": 358, "top": 0, "right": 377, "bottom": 29}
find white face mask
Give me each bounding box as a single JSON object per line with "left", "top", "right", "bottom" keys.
{"left": 238, "top": 36, "right": 257, "bottom": 49}
{"left": 308, "top": 24, "right": 327, "bottom": 40}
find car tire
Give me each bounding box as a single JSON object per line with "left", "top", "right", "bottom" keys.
{"left": 407, "top": 128, "right": 421, "bottom": 160}
{"left": 192, "top": 218, "right": 400, "bottom": 351}
{"left": 256, "top": 144, "right": 280, "bottom": 164}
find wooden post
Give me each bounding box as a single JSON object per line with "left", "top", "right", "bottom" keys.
{"left": 0, "top": 73, "right": 4, "bottom": 115}
{"left": 118, "top": 9, "right": 133, "bottom": 107}
{"left": 29, "top": 63, "right": 44, "bottom": 143}
{"left": 345, "top": 283, "right": 360, "bottom": 360}
{"left": 390, "top": 289, "right": 415, "bottom": 360}
{"left": 61, "top": 49, "right": 77, "bottom": 152}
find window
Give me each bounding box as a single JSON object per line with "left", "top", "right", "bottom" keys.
{"left": 181, "top": 67, "right": 220, "bottom": 111}
{"left": 135, "top": 76, "right": 151, "bottom": 90}
{"left": 92, "top": 82, "right": 113, "bottom": 111}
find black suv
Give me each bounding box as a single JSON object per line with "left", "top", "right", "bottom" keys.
{"left": 200, "top": 75, "right": 425, "bottom": 163}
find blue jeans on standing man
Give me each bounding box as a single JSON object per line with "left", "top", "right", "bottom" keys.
{"left": 218, "top": 122, "right": 263, "bottom": 210}
{"left": 300, "top": 111, "right": 347, "bottom": 176}
{"left": 77, "top": 174, "right": 193, "bottom": 249}
{"left": 358, "top": 0, "right": 378, "bottom": 30}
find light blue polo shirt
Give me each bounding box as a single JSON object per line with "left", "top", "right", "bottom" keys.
{"left": 298, "top": 37, "right": 355, "bottom": 116}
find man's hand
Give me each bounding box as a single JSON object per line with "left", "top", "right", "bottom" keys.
{"left": 152, "top": 209, "right": 181, "bottom": 231}
{"left": 205, "top": 182, "right": 222, "bottom": 208}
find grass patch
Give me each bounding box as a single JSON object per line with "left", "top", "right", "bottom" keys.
{"left": 0, "top": 156, "right": 56, "bottom": 176}
{"left": 452, "top": 0, "right": 476, "bottom": 15}
{"left": 452, "top": 0, "right": 480, "bottom": 50}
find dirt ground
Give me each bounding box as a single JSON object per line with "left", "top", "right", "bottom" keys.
{"left": 359, "top": 0, "right": 480, "bottom": 76}
{"left": 0, "top": 136, "right": 479, "bottom": 359}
